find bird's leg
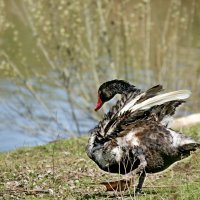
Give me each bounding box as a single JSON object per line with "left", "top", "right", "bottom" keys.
{"left": 134, "top": 154, "right": 147, "bottom": 175}
{"left": 134, "top": 154, "right": 147, "bottom": 194}
{"left": 135, "top": 171, "right": 146, "bottom": 194}
{"left": 123, "top": 153, "right": 147, "bottom": 194}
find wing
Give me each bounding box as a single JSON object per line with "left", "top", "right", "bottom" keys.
{"left": 99, "top": 86, "right": 191, "bottom": 139}
{"left": 119, "top": 90, "right": 191, "bottom": 115}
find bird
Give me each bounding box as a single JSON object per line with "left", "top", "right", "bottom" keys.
{"left": 86, "top": 79, "right": 200, "bottom": 194}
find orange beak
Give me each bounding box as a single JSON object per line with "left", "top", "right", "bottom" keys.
{"left": 94, "top": 96, "right": 103, "bottom": 111}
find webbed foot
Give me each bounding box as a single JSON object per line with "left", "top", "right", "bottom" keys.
{"left": 135, "top": 188, "right": 145, "bottom": 195}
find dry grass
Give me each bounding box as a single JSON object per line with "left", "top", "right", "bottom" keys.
{"left": 0, "top": 125, "right": 200, "bottom": 199}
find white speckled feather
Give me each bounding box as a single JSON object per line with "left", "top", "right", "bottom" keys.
{"left": 119, "top": 90, "right": 191, "bottom": 116}
{"left": 168, "top": 129, "right": 196, "bottom": 147}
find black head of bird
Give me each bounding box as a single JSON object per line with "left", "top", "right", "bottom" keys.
{"left": 95, "top": 79, "right": 137, "bottom": 111}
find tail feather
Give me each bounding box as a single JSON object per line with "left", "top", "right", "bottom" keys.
{"left": 179, "top": 143, "right": 200, "bottom": 155}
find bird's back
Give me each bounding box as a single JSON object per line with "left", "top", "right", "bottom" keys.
{"left": 108, "top": 118, "right": 199, "bottom": 173}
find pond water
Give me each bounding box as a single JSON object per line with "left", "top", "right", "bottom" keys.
{"left": 0, "top": 77, "right": 97, "bottom": 152}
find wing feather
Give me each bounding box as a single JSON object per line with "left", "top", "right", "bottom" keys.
{"left": 119, "top": 90, "right": 191, "bottom": 115}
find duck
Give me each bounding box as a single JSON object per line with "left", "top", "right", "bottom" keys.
{"left": 86, "top": 79, "right": 200, "bottom": 194}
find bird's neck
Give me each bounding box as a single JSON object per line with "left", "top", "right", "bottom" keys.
{"left": 112, "top": 83, "right": 138, "bottom": 96}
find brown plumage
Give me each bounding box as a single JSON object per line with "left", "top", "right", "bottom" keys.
{"left": 86, "top": 80, "right": 199, "bottom": 194}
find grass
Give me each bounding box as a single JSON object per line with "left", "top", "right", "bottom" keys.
{"left": 0, "top": 125, "right": 200, "bottom": 199}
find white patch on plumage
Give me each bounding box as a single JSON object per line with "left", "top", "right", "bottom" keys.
{"left": 87, "top": 134, "right": 96, "bottom": 155}
{"left": 161, "top": 115, "right": 173, "bottom": 127}
{"left": 111, "top": 146, "right": 123, "bottom": 163}
{"left": 168, "top": 129, "right": 196, "bottom": 147}
{"left": 116, "top": 130, "right": 140, "bottom": 147}
{"left": 119, "top": 90, "right": 191, "bottom": 116}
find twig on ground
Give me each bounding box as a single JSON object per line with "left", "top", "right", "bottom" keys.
{"left": 4, "top": 188, "right": 53, "bottom": 195}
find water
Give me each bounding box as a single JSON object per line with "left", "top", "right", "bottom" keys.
{"left": 0, "top": 129, "right": 47, "bottom": 152}
{"left": 0, "top": 77, "right": 97, "bottom": 152}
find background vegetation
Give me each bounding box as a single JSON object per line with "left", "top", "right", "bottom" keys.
{"left": 0, "top": 0, "right": 200, "bottom": 141}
